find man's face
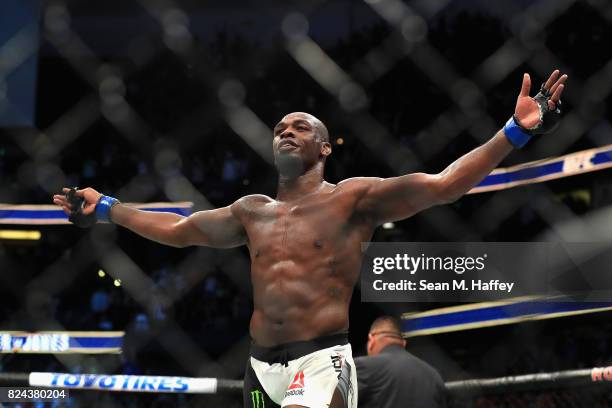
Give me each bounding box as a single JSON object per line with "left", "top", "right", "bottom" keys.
{"left": 272, "top": 112, "right": 329, "bottom": 175}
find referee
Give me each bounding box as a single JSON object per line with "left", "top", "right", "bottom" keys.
{"left": 354, "top": 316, "right": 447, "bottom": 408}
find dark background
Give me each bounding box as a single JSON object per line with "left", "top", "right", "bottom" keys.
{"left": 1, "top": 0, "right": 612, "bottom": 406}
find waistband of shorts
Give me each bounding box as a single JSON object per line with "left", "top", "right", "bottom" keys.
{"left": 250, "top": 332, "right": 349, "bottom": 365}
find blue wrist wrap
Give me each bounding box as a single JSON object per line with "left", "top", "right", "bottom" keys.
{"left": 503, "top": 116, "right": 532, "bottom": 149}
{"left": 95, "top": 195, "right": 119, "bottom": 223}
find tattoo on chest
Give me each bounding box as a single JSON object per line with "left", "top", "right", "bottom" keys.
{"left": 281, "top": 213, "right": 289, "bottom": 247}
{"left": 329, "top": 257, "right": 338, "bottom": 277}
{"left": 328, "top": 286, "right": 341, "bottom": 298}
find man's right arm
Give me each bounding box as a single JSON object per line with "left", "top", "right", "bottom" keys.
{"left": 111, "top": 203, "right": 246, "bottom": 248}
{"left": 53, "top": 187, "right": 247, "bottom": 249}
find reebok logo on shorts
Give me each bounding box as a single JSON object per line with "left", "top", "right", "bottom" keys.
{"left": 285, "top": 371, "right": 305, "bottom": 397}
{"left": 288, "top": 371, "right": 304, "bottom": 389}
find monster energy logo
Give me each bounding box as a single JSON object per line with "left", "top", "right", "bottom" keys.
{"left": 251, "top": 389, "right": 265, "bottom": 408}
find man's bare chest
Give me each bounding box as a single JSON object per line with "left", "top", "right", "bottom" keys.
{"left": 239, "top": 193, "right": 363, "bottom": 241}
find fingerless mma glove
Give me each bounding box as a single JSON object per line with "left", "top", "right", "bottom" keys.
{"left": 65, "top": 187, "right": 120, "bottom": 228}
{"left": 504, "top": 84, "right": 563, "bottom": 148}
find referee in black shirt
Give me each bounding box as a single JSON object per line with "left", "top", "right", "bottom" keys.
{"left": 354, "top": 316, "right": 447, "bottom": 408}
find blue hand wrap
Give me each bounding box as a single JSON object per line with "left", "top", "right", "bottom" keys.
{"left": 503, "top": 116, "right": 532, "bottom": 149}
{"left": 95, "top": 195, "right": 120, "bottom": 223}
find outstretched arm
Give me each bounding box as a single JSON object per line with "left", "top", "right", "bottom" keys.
{"left": 357, "top": 70, "right": 567, "bottom": 224}
{"left": 53, "top": 187, "right": 246, "bottom": 248}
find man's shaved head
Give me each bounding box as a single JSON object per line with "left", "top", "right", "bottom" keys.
{"left": 367, "top": 316, "right": 406, "bottom": 356}
{"left": 281, "top": 112, "right": 329, "bottom": 142}
{"left": 369, "top": 316, "right": 403, "bottom": 336}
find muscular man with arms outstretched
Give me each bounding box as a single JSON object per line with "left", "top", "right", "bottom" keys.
{"left": 53, "top": 71, "right": 566, "bottom": 408}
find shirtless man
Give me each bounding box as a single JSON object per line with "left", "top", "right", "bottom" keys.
{"left": 53, "top": 70, "right": 566, "bottom": 408}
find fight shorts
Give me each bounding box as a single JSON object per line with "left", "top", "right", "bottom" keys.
{"left": 243, "top": 332, "right": 357, "bottom": 408}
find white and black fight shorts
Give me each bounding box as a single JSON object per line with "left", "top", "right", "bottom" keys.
{"left": 243, "top": 332, "right": 357, "bottom": 408}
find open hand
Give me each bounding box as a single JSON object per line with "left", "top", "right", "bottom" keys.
{"left": 515, "top": 70, "right": 567, "bottom": 129}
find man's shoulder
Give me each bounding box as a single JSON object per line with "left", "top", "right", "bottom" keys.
{"left": 231, "top": 194, "right": 274, "bottom": 214}
{"left": 360, "top": 348, "right": 443, "bottom": 380}
{"left": 337, "top": 177, "right": 382, "bottom": 188}
{"left": 354, "top": 352, "right": 393, "bottom": 370}
{"left": 336, "top": 177, "right": 382, "bottom": 197}
{"left": 354, "top": 354, "right": 391, "bottom": 384}
{"left": 235, "top": 194, "right": 273, "bottom": 206}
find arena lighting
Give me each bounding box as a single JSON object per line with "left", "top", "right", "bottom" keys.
{"left": 113, "top": 279, "right": 121, "bottom": 287}
{"left": 0, "top": 230, "right": 41, "bottom": 240}
{"left": 98, "top": 269, "right": 106, "bottom": 278}
{"left": 382, "top": 222, "right": 395, "bottom": 229}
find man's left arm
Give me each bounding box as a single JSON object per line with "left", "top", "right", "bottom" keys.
{"left": 357, "top": 70, "right": 567, "bottom": 224}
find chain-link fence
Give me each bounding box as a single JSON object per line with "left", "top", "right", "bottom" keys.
{"left": 2, "top": 0, "right": 612, "bottom": 406}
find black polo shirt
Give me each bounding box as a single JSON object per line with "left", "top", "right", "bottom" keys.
{"left": 354, "top": 344, "right": 447, "bottom": 408}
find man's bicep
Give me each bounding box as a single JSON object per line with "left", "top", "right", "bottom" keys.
{"left": 174, "top": 206, "right": 246, "bottom": 248}
{"left": 357, "top": 173, "right": 443, "bottom": 224}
